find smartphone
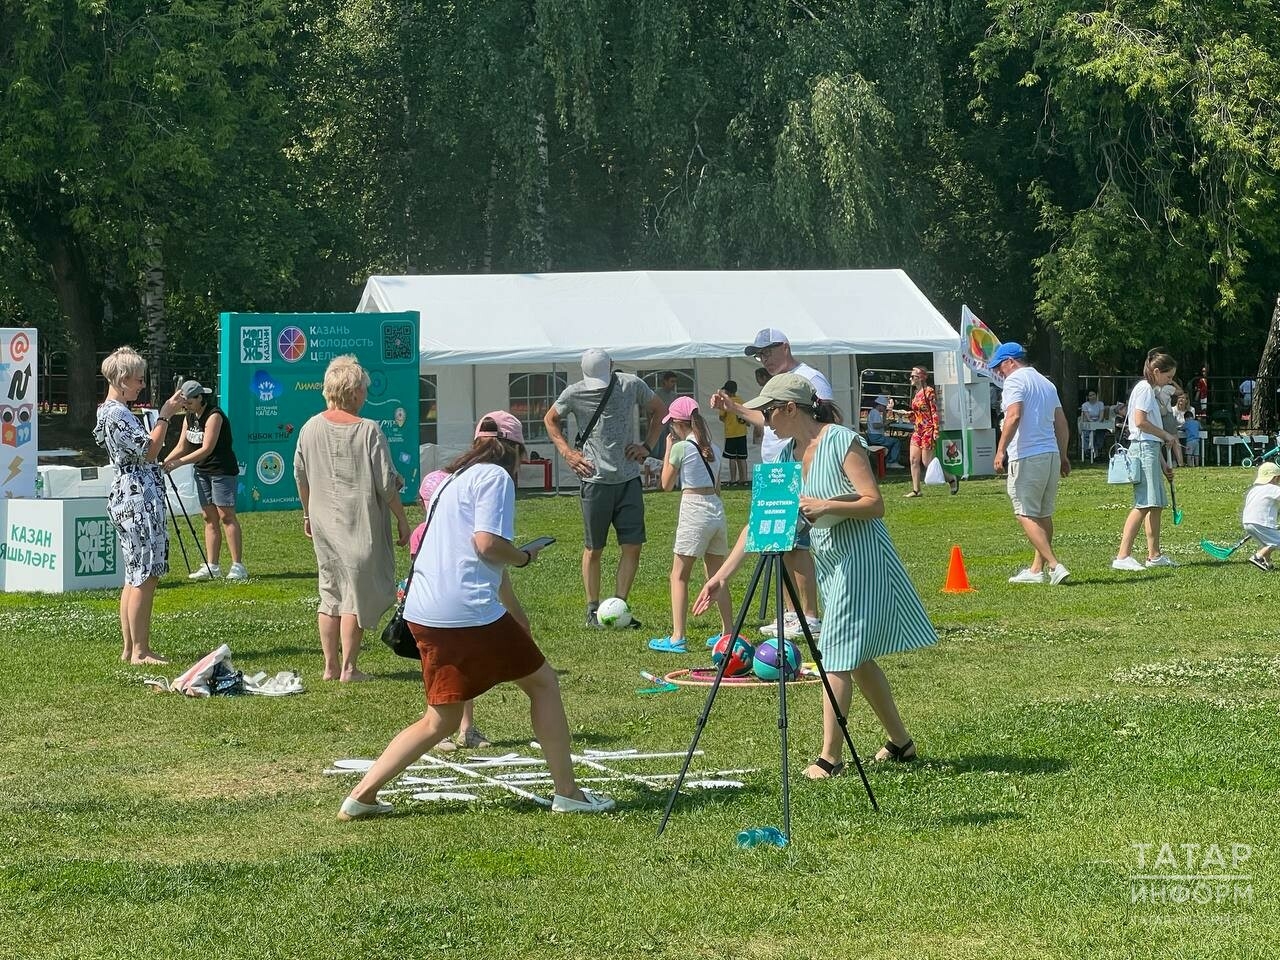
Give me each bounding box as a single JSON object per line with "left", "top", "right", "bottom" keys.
{"left": 518, "top": 536, "right": 556, "bottom": 552}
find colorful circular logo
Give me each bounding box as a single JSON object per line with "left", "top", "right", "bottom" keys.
{"left": 256, "top": 451, "right": 285, "bottom": 485}
{"left": 277, "top": 326, "right": 307, "bottom": 363}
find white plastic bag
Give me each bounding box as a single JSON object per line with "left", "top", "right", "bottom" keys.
{"left": 924, "top": 458, "right": 947, "bottom": 485}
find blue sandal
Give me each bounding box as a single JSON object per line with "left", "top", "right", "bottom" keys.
{"left": 648, "top": 636, "right": 689, "bottom": 653}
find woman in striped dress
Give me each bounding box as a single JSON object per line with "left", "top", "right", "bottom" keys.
{"left": 695, "top": 373, "right": 937, "bottom": 778}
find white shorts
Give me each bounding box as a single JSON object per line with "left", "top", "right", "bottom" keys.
{"left": 674, "top": 493, "right": 728, "bottom": 558}
{"left": 1007, "top": 452, "right": 1059, "bottom": 517}
{"left": 1244, "top": 523, "right": 1280, "bottom": 548}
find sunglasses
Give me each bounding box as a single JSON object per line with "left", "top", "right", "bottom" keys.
{"left": 760, "top": 402, "right": 789, "bottom": 422}
{"left": 754, "top": 343, "right": 785, "bottom": 358}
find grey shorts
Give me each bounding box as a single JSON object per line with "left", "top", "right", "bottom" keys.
{"left": 581, "top": 477, "right": 646, "bottom": 550}
{"left": 195, "top": 472, "right": 238, "bottom": 509}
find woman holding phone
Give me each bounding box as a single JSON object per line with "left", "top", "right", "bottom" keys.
{"left": 338, "top": 411, "right": 613, "bottom": 819}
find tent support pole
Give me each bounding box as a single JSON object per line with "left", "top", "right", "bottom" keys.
{"left": 552, "top": 361, "right": 561, "bottom": 494}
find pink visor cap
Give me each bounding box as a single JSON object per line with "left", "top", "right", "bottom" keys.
{"left": 475, "top": 410, "right": 525, "bottom": 444}
{"left": 663, "top": 396, "right": 699, "bottom": 423}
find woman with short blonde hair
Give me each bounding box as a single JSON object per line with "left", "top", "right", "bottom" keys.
{"left": 295, "top": 355, "right": 411, "bottom": 681}
{"left": 94, "top": 347, "right": 185, "bottom": 664}
{"left": 322, "top": 356, "right": 371, "bottom": 411}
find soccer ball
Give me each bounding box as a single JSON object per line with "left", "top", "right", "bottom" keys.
{"left": 753, "top": 638, "right": 801, "bottom": 681}
{"left": 597, "top": 597, "right": 632, "bottom": 628}
{"left": 711, "top": 635, "right": 754, "bottom": 677}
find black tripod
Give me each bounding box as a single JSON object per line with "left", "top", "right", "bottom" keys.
{"left": 165, "top": 467, "right": 209, "bottom": 576}
{"left": 657, "top": 549, "right": 878, "bottom": 840}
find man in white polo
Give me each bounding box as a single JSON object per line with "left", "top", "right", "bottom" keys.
{"left": 712, "top": 328, "right": 832, "bottom": 637}
{"left": 991, "top": 342, "right": 1072, "bottom": 585}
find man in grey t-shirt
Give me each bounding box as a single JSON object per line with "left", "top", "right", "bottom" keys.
{"left": 545, "top": 348, "right": 667, "bottom": 627}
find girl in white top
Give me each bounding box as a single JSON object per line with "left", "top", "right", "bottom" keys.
{"left": 1241, "top": 462, "right": 1280, "bottom": 570}
{"left": 1113, "top": 351, "right": 1179, "bottom": 572}
{"left": 647, "top": 397, "right": 734, "bottom": 654}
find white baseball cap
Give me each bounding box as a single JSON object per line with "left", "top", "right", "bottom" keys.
{"left": 744, "top": 328, "right": 789, "bottom": 357}
{"left": 580, "top": 348, "right": 612, "bottom": 388}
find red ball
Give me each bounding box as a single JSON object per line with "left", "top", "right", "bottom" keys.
{"left": 712, "top": 635, "right": 754, "bottom": 677}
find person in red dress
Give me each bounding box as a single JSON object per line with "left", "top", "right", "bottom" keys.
{"left": 904, "top": 366, "right": 958, "bottom": 497}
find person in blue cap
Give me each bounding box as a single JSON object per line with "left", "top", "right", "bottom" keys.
{"left": 991, "top": 342, "right": 1072, "bottom": 585}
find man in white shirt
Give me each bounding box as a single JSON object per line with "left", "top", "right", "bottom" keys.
{"left": 991, "top": 343, "right": 1072, "bottom": 585}
{"left": 710, "top": 327, "right": 832, "bottom": 638}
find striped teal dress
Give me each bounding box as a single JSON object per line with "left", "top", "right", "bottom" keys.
{"left": 794, "top": 424, "right": 938, "bottom": 671}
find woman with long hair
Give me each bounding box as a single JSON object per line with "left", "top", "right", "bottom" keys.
{"left": 647, "top": 397, "right": 734, "bottom": 653}
{"left": 695, "top": 373, "right": 936, "bottom": 776}
{"left": 338, "top": 412, "right": 614, "bottom": 819}
{"left": 1113, "top": 351, "right": 1179, "bottom": 571}
{"left": 904, "top": 365, "right": 958, "bottom": 497}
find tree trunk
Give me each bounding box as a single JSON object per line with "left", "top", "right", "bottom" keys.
{"left": 142, "top": 229, "right": 167, "bottom": 403}
{"left": 1253, "top": 293, "right": 1280, "bottom": 435}
{"left": 41, "top": 221, "right": 99, "bottom": 430}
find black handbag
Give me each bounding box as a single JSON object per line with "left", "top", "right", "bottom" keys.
{"left": 381, "top": 472, "right": 461, "bottom": 659}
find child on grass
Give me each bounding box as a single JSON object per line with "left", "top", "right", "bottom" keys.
{"left": 1242, "top": 462, "right": 1280, "bottom": 571}
{"left": 646, "top": 397, "right": 736, "bottom": 653}
{"left": 408, "top": 469, "right": 489, "bottom": 748}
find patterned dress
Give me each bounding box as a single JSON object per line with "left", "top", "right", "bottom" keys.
{"left": 93, "top": 400, "right": 168, "bottom": 586}
{"left": 797, "top": 424, "right": 937, "bottom": 671}
{"left": 909, "top": 385, "right": 939, "bottom": 449}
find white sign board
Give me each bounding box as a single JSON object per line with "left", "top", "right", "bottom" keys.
{"left": 0, "top": 497, "right": 124, "bottom": 592}
{"left": 0, "top": 328, "right": 38, "bottom": 499}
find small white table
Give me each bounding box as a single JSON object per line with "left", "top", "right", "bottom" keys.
{"left": 1213, "top": 436, "right": 1251, "bottom": 466}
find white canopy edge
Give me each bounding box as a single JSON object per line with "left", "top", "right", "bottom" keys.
{"left": 357, "top": 269, "right": 958, "bottom": 365}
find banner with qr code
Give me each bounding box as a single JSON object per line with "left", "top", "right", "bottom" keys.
{"left": 0, "top": 328, "right": 38, "bottom": 500}
{"left": 219, "top": 312, "right": 420, "bottom": 512}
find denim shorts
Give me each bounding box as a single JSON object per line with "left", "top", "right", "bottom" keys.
{"left": 195, "top": 472, "right": 238, "bottom": 508}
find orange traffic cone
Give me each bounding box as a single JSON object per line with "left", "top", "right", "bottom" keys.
{"left": 941, "top": 545, "right": 974, "bottom": 593}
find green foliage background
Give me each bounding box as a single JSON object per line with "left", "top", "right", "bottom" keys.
{"left": 3, "top": 0, "right": 1279, "bottom": 404}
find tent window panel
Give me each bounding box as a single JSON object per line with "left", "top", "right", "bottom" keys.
{"left": 509, "top": 372, "right": 567, "bottom": 442}
{"left": 420, "top": 375, "right": 438, "bottom": 445}
{"left": 639, "top": 369, "right": 695, "bottom": 397}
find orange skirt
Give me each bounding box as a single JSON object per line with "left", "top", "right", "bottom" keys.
{"left": 409, "top": 613, "right": 546, "bottom": 705}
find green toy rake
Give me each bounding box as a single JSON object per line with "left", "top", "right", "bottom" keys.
{"left": 1200, "top": 536, "right": 1250, "bottom": 561}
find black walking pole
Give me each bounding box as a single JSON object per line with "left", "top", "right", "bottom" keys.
{"left": 168, "top": 492, "right": 193, "bottom": 574}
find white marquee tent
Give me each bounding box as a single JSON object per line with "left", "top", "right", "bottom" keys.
{"left": 356, "top": 269, "right": 962, "bottom": 487}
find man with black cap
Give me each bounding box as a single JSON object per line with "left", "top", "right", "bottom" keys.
{"left": 163, "top": 379, "right": 247, "bottom": 581}
{"left": 545, "top": 348, "right": 667, "bottom": 627}
{"left": 991, "top": 343, "right": 1071, "bottom": 585}
{"left": 710, "top": 328, "right": 831, "bottom": 639}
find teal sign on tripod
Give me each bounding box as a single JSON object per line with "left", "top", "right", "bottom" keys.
{"left": 746, "top": 461, "right": 802, "bottom": 553}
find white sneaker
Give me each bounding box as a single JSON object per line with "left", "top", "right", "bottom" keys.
{"left": 188, "top": 563, "right": 221, "bottom": 581}
{"left": 760, "top": 611, "right": 800, "bottom": 638}
{"left": 337, "top": 796, "right": 393, "bottom": 821}
{"left": 551, "top": 788, "right": 616, "bottom": 814}
{"left": 784, "top": 616, "right": 821, "bottom": 639}
{"left": 226, "top": 562, "right": 249, "bottom": 581}
{"left": 1048, "top": 564, "right": 1071, "bottom": 585}
{"left": 1008, "top": 568, "right": 1046, "bottom": 584}
{"left": 1111, "top": 557, "right": 1145, "bottom": 572}
{"left": 1145, "top": 555, "right": 1178, "bottom": 568}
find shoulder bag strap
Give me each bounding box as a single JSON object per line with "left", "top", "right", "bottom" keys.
{"left": 574, "top": 373, "right": 619, "bottom": 449}
{"left": 693, "top": 445, "right": 719, "bottom": 490}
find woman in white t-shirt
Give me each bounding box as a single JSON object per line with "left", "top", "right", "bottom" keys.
{"left": 648, "top": 397, "right": 734, "bottom": 653}
{"left": 1113, "top": 351, "right": 1180, "bottom": 572}
{"left": 338, "top": 411, "right": 614, "bottom": 819}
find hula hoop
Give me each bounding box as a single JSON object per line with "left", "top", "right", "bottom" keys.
{"left": 662, "top": 667, "right": 820, "bottom": 687}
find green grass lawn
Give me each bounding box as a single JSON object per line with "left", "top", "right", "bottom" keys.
{"left": 2, "top": 465, "right": 1276, "bottom": 958}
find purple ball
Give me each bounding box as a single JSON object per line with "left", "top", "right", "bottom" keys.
{"left": 752, "top": 638, "right": 801, "bottom": 681}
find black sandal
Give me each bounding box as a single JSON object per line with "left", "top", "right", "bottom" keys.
{"left": 804, "top": 756, "right": 845, "bottom": 779}
{"left": 875, "top": 738, "right": 917, "bottom": 763}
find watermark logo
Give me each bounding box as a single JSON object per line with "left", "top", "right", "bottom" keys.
{"left": 1129, "top": 842, "right": 1253, "bottom": 907}
{"left": 75, "top": 517, "right": 117, "bottom": 576}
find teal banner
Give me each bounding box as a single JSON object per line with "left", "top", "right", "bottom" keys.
{"left": 745, "top": 461, "right": 802, "bottom": 553}
{"left": 218, "top": 312, "right": 420, "bottom": 512}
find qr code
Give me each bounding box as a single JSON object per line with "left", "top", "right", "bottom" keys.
{"left": 382, "top": 322, "right": 415, "bottom": 363}
{"left": 240, "top": 326, "right": 273, "bottom": 363}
